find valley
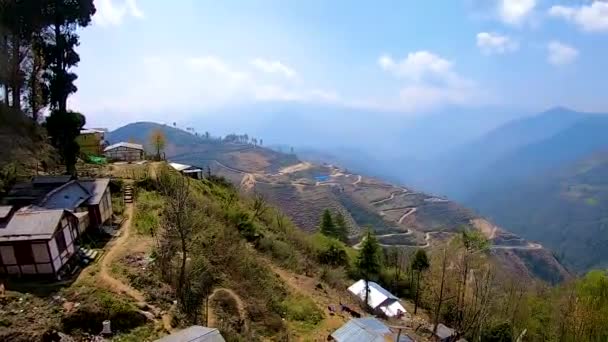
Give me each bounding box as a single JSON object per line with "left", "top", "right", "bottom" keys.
{"left": 116, "top": 122, "right": 570, "bottom": 284}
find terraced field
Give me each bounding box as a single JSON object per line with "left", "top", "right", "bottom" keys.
{"left": 167, "top": 146, "right": 568, "bottom": 283}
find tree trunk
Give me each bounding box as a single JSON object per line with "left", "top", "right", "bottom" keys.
{"left": 10, "top": 34, "right": 21, "bottom": 111}
{"left": 433, "top": 249, "right": 448, "bottom": 335}
{"left": 364, "top": 278, "right": 370, "bottom": 311}
{"left": 414, "top": 271, "right": 421, "bottom": 314}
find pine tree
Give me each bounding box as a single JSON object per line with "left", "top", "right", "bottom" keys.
{"left": 319, "top": 209, "right": 335, "bottom": 237}
{"left": 357, "top": 229, "right": 381, "bottom": 309}
{"left": 333, "top": 211, "right": 349, "bottom": 242}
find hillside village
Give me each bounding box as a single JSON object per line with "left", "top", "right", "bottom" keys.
{"left": 2, "top": 1, "right": 608, "bottom": 341}
{"left": 0, "top": 113, "right": 607, "bottom": 341}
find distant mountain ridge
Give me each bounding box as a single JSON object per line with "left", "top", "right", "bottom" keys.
{"left": 106, "top": 122, "right": 205, "bottom": 150}
{"left": 403, "top": 107, "right": 608, "bottom": 272}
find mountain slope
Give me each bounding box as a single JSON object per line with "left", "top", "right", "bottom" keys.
{"left": 469, "top": 150, "right": 608, "bottom": 272}
{"left": 108, "top": 122, "right": 569, "bottom": 284}
{"left": 411, "top": 107, "right": 588, "bottom": 197}
{"left": 107, "top": 122, "right": 298, "bottom": 173}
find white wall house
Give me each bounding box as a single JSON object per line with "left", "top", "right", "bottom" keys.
{"left": 104, "top": 142, "right": 144, "bottom": 162}
{"left": 348, "top": 279, "right": 407, "bottom": 318}
{"left": 0, "top": 209, "right": 78, "bottom": 277}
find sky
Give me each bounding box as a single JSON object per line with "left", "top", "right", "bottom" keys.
{"left": 71, "top": 0, "right": 608, "bottom": 129}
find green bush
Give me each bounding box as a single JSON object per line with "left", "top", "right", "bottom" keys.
{"left": 320, "top": 266, "right": 347, "bottom": 288}
{"left": 278, "top": 296, "right": 324, "bottom": 325}
{"left": 134, "top": 190, "right": 163, "bottom": 235}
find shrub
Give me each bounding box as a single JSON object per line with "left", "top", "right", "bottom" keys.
{"left": 278, "top": 296, "right": 324, "bottom": 325}
{"left": 316, "top": 240, "right": 348, "bottom": 266}
{"left": 320, "top": 266, "right": 348, "bottom": 288}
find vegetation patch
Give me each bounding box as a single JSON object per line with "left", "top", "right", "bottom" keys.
{"left": 134, "top": 190, "right": 163, "bottom": 235}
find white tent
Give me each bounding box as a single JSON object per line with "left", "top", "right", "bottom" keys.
{"left": 348, "top": 279, "right": 407, "bottom": 317}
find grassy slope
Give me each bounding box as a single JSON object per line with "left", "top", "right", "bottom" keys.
{"left": 0, "top": 105, "right": 58, "bottom": 193}
{"left": 120, "top": 165, "right": 369, "bottom": 340}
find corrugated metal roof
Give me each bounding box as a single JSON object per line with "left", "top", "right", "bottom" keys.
{"left": 331, "top": 317, "right": 391, "bottom": 342}
{"left": 0, "top": 208, "right": 65, "bottom": 242}
{"left": 348, "top": 280, "right": 401, "bottom": 310}
{"left": 80, "top": 128, "right": 106, "bottom": 134}
{"left": 39, "top": 181, "right": 91, "bottom": 210}
{"left": 104, "top": 142, "right": 144, "bottom": 151}
{"left": 154, "top": 326, "right": 225, "bottom": 342}
{"left": 169, "top": 162, "right": 192, "bottom": 171}
{"left": 0, "top": 206, "right": 13, "bottom": 219}
{"left": 79, "top": 178, "right": 110, "bottom": 205}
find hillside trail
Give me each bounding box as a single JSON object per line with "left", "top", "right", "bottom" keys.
{"left": 207, "top": 288, "right": 248, "bottom": 330}
{"left": 82, "top": 180, "right": 174, "bottom": 333}
{"left": 256, "top": 254, "right": 357, "bottom": 340}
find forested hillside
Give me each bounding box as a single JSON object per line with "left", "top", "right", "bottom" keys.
{"left": 471, "top": 151, "right": 608, "bottom": 271}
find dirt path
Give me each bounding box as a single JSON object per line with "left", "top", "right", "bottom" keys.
{"left": 278, "top": 162, "right": 312, "bottom": 175}
{"left": 352, "top": 230, "right": 415, "bottom": 250}
{"left": 352, "top": 175, "right": 362, "bottom": 185}
{"left": 491, "top": 242, "right": 543, "bottom": 250}
{"left": 89, "top": 185, "right": 173, "bottom": 332}
{"left": 370, "top": 189, "right": 407, "bottom": 205}
{"left": 207, "top": 288, "right": 248, "bottom": 330}
{"left": 258, "top": 255, "right": 356, "bottom": 340}
{"left": 398, "top": 208, "right": 417, "bottom": 224}
{"left": 97, "top": 203, "right": 145, "bottom": 302}
{"left": 239, "top": 173, "right": 256, "bottom": 191}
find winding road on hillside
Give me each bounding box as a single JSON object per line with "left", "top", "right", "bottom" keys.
{"left": 370, "top": 189, "right": 408, "bottom": 205}
{"left": 491, "top": 242, "right": 543, "bottom": 250}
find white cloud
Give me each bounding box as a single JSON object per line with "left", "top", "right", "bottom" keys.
{"left": 547, "top": 41, "right": 579, "bottom": 66}
{"left": 476, "top": 32, "right": 519, "bottom": 55}
{"left": 499, "top": 0, "right": 536, "bottom": 25}
{"left": 73, "top": 55, "right": 338, "bottom": 117}
{"left": 250, "top": 58, "right": 297, "bottom": 79}
{"left": 379, "top": 51, "right": 454, "bottom": 82}
{"left": 378, "top": 51, "right": 481, "bottom": 112}
{"left": 549, "top": 1, "right": 608, "bottom": 32}
{"left": 93, "top": 0, "right": 144, "bottom": 27}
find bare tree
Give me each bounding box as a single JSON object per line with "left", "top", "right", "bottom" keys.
{"left": 432, "top": 247, "right": 449, "bottom": 335}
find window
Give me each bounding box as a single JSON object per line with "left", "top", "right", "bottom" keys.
{"left": 14, "top": 243, "right": 34, "bottom": 264}
{"left": 55, "top": 230, "right": 67, "bottom": 253}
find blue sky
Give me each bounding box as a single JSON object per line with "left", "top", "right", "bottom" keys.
{"left": 71, "top": 0, "right": 608, "bottom": 128}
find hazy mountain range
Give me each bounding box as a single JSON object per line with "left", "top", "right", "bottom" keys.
{"left": 107, "top": 105, "right": 608, "bottom": 272}
{"left": 268, "top": 106, "right": 608, "bottom": 272}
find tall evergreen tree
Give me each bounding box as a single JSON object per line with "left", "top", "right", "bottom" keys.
{"left": 356, "top": 229, "right": 381, "bottom": 309}
{"left": 319, "top": 209, "right": 335, "bottom": 237}
{"left": 41, "top": 0, "right": 95, "bottom": 174}
{"left": 411, "top": 249, "right": 430, "bottom": 314}
{"left": 333, "top": 211, "right": 349, "bottom": 242}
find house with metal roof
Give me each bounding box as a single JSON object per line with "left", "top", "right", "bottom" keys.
{"left": 330, "top": 317, "right": 414, "bottom": 342}
{"left": 0, "top": 208, "right": 79, "bottom": 278}
{"left": 0, "top": 177, "right": 113, "bottom": 278}
{"left": 348, "top": 279, "right": 407, "bottom": 318}
{"left": 169, "top": 162, "right": 204, "bottom": 179}
{"left": 76, "top": 128, "right": 106, "bottom": 156}
{"left": 104, "top": 142, "right": 145, "bottom": 162}
{"left": 154, "top": 326, "right": 225, "bottom": 342}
